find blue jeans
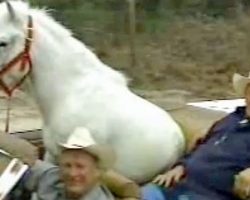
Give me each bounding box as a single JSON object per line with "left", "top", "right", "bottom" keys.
{"left": 142, "top": 184, "right": 166, "bottom": 200}
{"left": 141, "top": 183, "right": 231, "bottom": 200}
{"left": 141, "top": 184, "right": 191, "bottom": 200}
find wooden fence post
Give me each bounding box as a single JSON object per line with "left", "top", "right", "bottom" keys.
{"left": 127, "top": 0, "right": 136, "bottom": 68}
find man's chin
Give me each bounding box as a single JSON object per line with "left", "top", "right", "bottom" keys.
{"left": 66, "top": 186, "right": 88, "bottom": 198}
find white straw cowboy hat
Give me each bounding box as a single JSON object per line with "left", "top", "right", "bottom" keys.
{"left": 58, "top": 127, "right": 115, "bottom": 170}
{"left": 233, "top": 73, "right": 250, "bottom": 96}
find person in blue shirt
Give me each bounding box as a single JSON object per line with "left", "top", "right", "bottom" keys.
{"left": 142, "top": 73, "right": 250, "bottom": 200}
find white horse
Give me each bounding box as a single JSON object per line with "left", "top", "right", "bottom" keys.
{"left": 0, "top": 1, "right": 185, "bottom": 182}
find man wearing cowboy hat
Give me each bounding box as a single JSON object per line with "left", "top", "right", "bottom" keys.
{"left": 16, "top": 127, "right": 117, "bottom": 200}
{"left": 0, "top": 127, "right": 140, "bottom": 200}
{"left": 141, "top": 73, "right": 250, "bottom": 200}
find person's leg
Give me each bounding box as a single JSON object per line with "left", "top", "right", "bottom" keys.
{"left": 141, "top": 184, "right": 166, "bottom": 200}
{"left": 141, "top": 184, "right": 194, "bottom": 200}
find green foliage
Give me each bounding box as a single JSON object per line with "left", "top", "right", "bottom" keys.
{"left": 27, "top": 0, "right": 250, "bottom": 57}
{"left": 27, "top": 0, "right": 250, "bottom": 47}
{"left": 29, "top": 0, "right": 249, "bottom": 34}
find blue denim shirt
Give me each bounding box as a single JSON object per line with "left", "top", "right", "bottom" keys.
{"left": 172, "top": 106, "right": 250, "bottom": 200}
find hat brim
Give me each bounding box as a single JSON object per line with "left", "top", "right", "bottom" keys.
{"left": 233, "top": 73, "right": 250, "bottom": 96}
{"left": 58, "top": 143, "right": 116, "bottom": 170}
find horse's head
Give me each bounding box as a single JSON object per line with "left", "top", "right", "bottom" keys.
{"left": 0, "top": 1, "right": 32, "bottom": 95}
{"left": 0, "top": 1, "right": 29, "bottom": 69}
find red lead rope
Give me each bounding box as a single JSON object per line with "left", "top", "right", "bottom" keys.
{"left": 0, "top": 15, "right": 33, "bottom": 133}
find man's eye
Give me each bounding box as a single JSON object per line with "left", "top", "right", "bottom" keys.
{"left": 0, "top": 42, "right": 7, "bottom": 47}
{"left": 76, "top": 164, "right": 85, "bottom": 169}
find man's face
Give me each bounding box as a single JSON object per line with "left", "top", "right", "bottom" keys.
{"left": 59, "top": 149, "right": 101, "bottom": 199}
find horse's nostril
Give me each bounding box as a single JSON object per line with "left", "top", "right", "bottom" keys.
{"left": 0, "top": 42, "right": 7, "bottom": 47}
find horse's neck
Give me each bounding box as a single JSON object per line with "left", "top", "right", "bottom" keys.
{"left": 28, "top": 15, "right": 126, "bottom": 117}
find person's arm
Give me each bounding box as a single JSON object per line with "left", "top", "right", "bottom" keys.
{"left": 24, "top": 160, "right": 61, "bottom": 200}
{"left": 152, "top": 165, "right": 185, "bottom": 187}
{"left": 0, "top": 133, "right": 38, "bottom": 167}
{"left": 153, "top": 117, "right": 227, "bottom": 187}
{"left": 151, "top": 134, "right": 200, "bottom": 187}
{"left": 233, "top": 126, "right": 250, "bottom": 200}
{"left": 177, "top": 116, "right": 227, "bottom": 167}
{"left": 6, "top": 160, "right": 59, "bottom": 200}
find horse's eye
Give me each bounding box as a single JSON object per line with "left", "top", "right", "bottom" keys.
{"left": 0, "top": 42, "right": 7, "bottom": 47}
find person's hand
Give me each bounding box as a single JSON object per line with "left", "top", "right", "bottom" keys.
{"left": 233, "top": 168, "right": 250, "bottom": 200}
{"left": 152, "top": 165, "right": 185, "bottom": 187}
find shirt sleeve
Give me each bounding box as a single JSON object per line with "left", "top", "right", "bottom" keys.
{"left": 24, "top": 160, "right": 61, "bottom": 200}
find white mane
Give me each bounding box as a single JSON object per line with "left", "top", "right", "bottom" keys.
{"left": 32, "top": 10, "right": 72, "bottom": 41}
{"left": 7, "top": 1, "right": 127, "bottom": 87}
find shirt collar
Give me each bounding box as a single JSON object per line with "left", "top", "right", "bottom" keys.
{"left": 59, "top": 184, "right": 114, "bottom": 200}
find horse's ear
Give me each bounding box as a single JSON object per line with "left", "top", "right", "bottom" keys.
{"left": 5, "top": 1, "right": 16, "bottom": 20}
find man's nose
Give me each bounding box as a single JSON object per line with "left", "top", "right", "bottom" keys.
{"left": 68, "top": 167, "right": 79, "bottom": 177}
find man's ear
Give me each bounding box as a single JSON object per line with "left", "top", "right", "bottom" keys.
{"left": 5, "top": 1, "right": 26, "bottom": 26}
{"left": 5, "top": 1, "right": 16, "bottom": 21}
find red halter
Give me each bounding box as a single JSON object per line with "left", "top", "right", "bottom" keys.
{"left": 0, "top": 15, "right": 33, "bottom": 133}
{"left": 0, "top": 15, "right": 33, "bottom": 96}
